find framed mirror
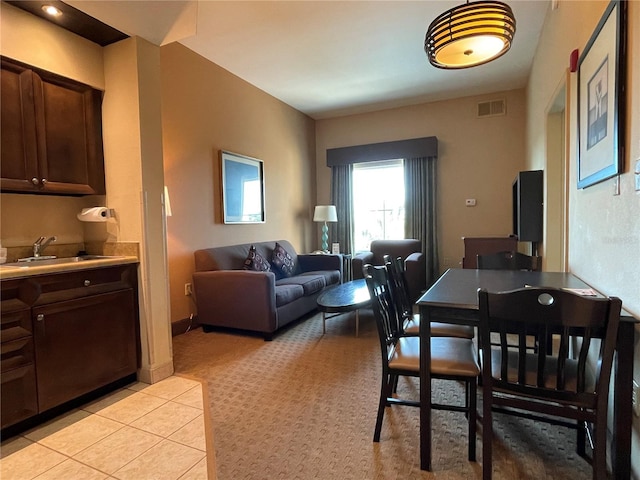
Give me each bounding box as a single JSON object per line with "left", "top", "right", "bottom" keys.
{"left": 220, "top": 150, "right": 265, "bottom": 224}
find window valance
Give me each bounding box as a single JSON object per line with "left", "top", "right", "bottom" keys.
{"left": 326, "top": 136, "right": 437, "bottom": 166}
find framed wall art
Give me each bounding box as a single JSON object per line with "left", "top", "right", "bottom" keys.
{"left": 220, "top": 150, "right": 265, "bottom": 224}
{"left": 577, "top": 0, "right": 626, "bottom": 189}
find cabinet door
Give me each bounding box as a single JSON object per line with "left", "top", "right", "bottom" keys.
{"left": 32, "top": 71, "right": 106, "bottom": 195}
{"left": 0, "top": 56, "right": 106, "bottom": 195}
{"left": 0, "top": 59, "right": 40, "bottom": 192}
{"left": 33, "top": 289, "right": 137, "bottom": 412}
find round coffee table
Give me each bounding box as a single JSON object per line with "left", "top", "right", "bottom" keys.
{"left": 316, "top": 279, "right": 371, "bottom": 336}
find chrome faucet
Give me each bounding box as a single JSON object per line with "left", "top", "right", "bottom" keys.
{"left": 33, "top": 236, "right": 57, "bottom": 257}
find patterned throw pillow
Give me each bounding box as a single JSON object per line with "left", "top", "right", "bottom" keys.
{"left": 243, "top": 245, "right": 271, "bottom": 272}
{"left": 271, "top": 242, "right": 295, "bottom": 278}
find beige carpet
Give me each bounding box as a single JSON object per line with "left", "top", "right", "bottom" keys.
{"left": 172, "top": 309, "right": 591, "bottom": 480}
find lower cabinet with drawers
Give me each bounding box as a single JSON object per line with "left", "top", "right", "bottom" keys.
{"left": 0, "top": 263, "right": 139, "bottom": 432}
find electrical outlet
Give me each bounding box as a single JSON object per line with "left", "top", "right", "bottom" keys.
{"left": 465, "top": 198, "right": 477, "bottom": 207}
{"left": 633, "top": 381, "right": 640, "bottom": 417}
{"left": 184, "top": 283, "right": 193, "bottom": 296}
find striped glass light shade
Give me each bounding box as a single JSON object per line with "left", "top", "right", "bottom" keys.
{"left": 425, "top": 1, "right": 516, "bottom": 69}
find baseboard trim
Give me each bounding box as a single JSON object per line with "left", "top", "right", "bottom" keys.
{"left": 172, "top": 315, "right": 199, "bottom": 336}
{"left": 138, "top": 360, "right": 174, "bottom": 384}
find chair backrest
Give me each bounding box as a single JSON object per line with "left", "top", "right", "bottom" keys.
{"left": 383, "top": 254, "right": 413, "bottom": 323}
{"left": 364, "top": 264, "right": 402, "bottom": 353}
{"left": 477, "top": 251, "right": 541, "bottom": 271}
{"left": 478, "top": 287, "right": 621, "bottom": 407}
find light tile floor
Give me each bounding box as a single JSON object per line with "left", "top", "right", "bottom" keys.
{"left": 0, "top": 376, "right": 214, "bottom": 480}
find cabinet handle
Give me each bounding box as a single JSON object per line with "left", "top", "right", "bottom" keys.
{"left": 31, "top": 177, "right": 39, "bottom": 185}
{"left": 36, "top": 314, "right": 44, "bottom": 321}
{"left": 84, "top": 280, "right": 91, "bottom": 287}
{"left": 41, "top": 178, "right": 48, "bottom": 185}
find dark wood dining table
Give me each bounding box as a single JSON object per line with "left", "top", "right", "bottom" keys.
{"left": 417, "top": 268, "right": 636, "bottom": 478}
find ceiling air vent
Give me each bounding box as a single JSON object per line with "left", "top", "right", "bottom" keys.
{"left": 477, "top": 99, "right": 506, "bottom": 118}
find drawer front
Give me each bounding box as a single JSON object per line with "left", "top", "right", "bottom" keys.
{"left": 1, "top": 336, "right": 34, "bottom": 372}
{"left": 1, "top": 364, "right": 38, "bottom": 429}
{"left": 0, "top": 306, "right": 32, "bottom": 342}
{"left": 31, "top": 264, "right": 137, "bottom": 305}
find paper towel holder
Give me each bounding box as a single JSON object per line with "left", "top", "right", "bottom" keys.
{"left": 77, "top": 207, "right": 115, "bottom": 222}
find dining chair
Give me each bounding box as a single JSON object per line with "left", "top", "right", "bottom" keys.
{"left": 478, "top": 287, "right": 622, "bottom": 480}
{"left": 364, "top": 263, "right": 480, "bottom": 462}
{"left": 384, "top": 255, "right": 474, "bottom": 339}
{"left": 476, "top": 250, "right": 541, "bottom": 271}
{"left": 477, "top": 251, "right": 543, "bottom": 353}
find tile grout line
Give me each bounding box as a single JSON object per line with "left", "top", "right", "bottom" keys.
{"left": 1, "top": 377, "right": 210, "bottom": 480}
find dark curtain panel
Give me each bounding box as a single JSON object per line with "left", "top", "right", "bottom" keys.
{"left": 404, "top": 156, "right": 439, "bottom": 286}
{"left": 330, "top": 164, "right": 354, "bottom": 255}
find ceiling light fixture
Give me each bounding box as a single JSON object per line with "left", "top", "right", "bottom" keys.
{"left": 41, "top": 4, "right": 62, "bottom": 17}
{"left": 425, "top": 1, "right": 516, "bottom": 69}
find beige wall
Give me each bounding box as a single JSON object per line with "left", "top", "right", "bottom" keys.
{"left": 526, "top": 0, "right": 640, "bottom": 473}
{"left": 315, "top": 90, "right": 527, "bottom": 271}
{"left": 0, "top": 3, "right": 104, "bottom": 89}
{"left": 160, "top": 43, "right": 317, "bottom": 323}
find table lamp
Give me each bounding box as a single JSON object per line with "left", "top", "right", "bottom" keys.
{"left": 313, "top": 205, "right": 337, "bottom": 252}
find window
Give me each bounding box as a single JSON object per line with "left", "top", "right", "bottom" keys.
{"left": 352, "top": 159, "right": 405, "bottom": 252}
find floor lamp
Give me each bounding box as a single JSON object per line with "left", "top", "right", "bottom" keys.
{"left": 313, "top": 205, "right": 337, "bottom": 253}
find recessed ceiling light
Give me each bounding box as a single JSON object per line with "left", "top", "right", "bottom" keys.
{"left": 41, "top": 5, "right": 62, "bottom": 17}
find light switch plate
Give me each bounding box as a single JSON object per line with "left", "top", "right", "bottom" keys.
{"left": 465, "top": 198, "right": 477, "bottom": 207}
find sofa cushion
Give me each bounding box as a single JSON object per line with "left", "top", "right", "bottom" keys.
{"left": 243, "top": 245, "right": 271, "bottom": 272}
{"left": 271, "top": 242, "right": 296, "bottom": 278}
{"left": 277, "top": 274, "right": 326, "bottom": 296}
{"left": 300, "top": 270, "right": 341, "bottom": 287}
{"left": 275, "top": 284, "right": 304, "bottom": 307}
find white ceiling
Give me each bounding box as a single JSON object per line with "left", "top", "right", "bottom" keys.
{"left": 67, "top": 0, "right": 550, "bottom": 119}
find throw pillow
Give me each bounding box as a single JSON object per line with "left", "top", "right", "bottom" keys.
{"left": 271, "top": 242, "right": 295, "bottom": 277}
{"left": 243, "top": 245, "right": 271, "bottom": 272}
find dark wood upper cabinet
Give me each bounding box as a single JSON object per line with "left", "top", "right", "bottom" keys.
{"left": 0, "top": 56, "right": 106, "bottom": 195}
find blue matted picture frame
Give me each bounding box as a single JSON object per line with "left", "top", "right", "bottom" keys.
{"left": 220, "top": 150, "right": 266, "bottom": 224}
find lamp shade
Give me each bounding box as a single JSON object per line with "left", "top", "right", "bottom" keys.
{"left": 425, "top": 1, "right": 516, "bottom": 69}
{"left": 313, "top": 205, "right": 337, "bottom": 223}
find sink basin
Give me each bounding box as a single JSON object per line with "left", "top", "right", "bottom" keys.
{"left": 2, "top": 255, "right": 125, "bottom": 268}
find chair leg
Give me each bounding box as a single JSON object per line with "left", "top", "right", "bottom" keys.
{"left": 593, "top": 416, "right": 607, "bottom": 480}
{"left": 468, "top": 378, "right": 477, "bottom": 462}
{"left": 482, "top": 387, "right": 492, "bottom": 480}
{"left": 576, "top": 420, "right": 586, "bottom": 457}
{"left": 392, "top": 374, "right": 399, "bottom": 393}
{"left": 374, "top": 373, "right": 392, "bottom": 442}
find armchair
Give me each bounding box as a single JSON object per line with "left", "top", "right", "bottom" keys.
{"left": 352, "top": 239, "right": 426, "bottom": 303}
